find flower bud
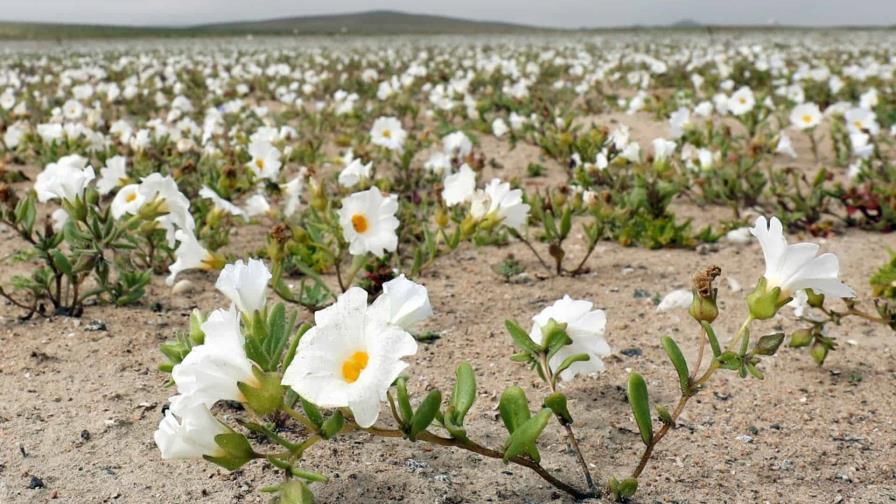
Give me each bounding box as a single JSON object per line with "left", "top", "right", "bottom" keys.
{"left": 788, "top": 328, "right": 813, "bottom": 348}
{"left": 434, "top": 208, "right": 449, "bottom": 228}
{"left": 805, "top": 288, "right": 825, "bottom": 308}
{"left": 689, "top": 265, "right": 720, "bottom": 323}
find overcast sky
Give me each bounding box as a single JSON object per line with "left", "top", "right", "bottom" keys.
{"left": 4, "top": 0, "right": 895, "bottom": 28}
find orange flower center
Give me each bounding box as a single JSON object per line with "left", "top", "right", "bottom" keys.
{"left": 126, "top": 192, "right": 137, "bottom": 202}
{"left": 351, "top": 213, "right": 369, "bottom": 233}
{"left": 341, "top": 351, "right": 369, "bottom": 383}
{"left": 802, "top": 114, "right": 812, "bottom": 124}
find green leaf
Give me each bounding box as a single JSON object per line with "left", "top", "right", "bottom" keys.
{"left": 503, "top": 408, "right": 551, "bottom": 463}
{"left": 450, "top": 362, "right": 476, "bottom": 424}
{"left": 543, "top": 392, "right": 572, "bottom": 425}
{"left": 498, "top": 386, "right": 531, "bottom": 434}
{"left": 505, "top": 319, "right": 541, "bottom": 354}
{"left": 276, "top": 480, "right": 315, "bottom": 503}
{"left": 660, "top": 336, "right": 691, "bottom": 396}
{"left": 559, "top": 208, "right": 572, "bottom": 239}
{"left": 627, "top": 372, "right": 653, "bottom": 445}
{"left": 717, "top": 351, "right": 741, "bottom": 370}
{"left": 50, "top": 250, "right": 73, "bottom": 278}
{"left": 409, "top": 390, "right": 442, "bottom": 440}
{"left": 700, "top": 321, "right": 721, "bottom": 357}
{"left": 553, "top": 352, "right": 589, "bottom": 379}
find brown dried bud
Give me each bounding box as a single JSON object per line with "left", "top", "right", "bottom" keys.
{"left": 693, "top": 265, "right": 721, "bottom": 298}
{"left": 270, "top": 223, "right": 292, "bottom": 244}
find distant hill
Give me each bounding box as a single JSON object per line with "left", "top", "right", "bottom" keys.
{"left": 193, "top": 10, "right": 551, "bottom": 35}
{"left": 0, "top": 10, "right": 552, "bottom": 40}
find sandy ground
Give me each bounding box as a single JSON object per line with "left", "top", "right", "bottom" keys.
{"left": 1, "top": 114, "right": 895, "bottom": 504}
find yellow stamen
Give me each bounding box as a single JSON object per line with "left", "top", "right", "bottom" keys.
{"left": 382, "top": 129, "right": 391, "bottom": 138}
{"left": 126, "top": 192, "right": 137, "bottom": 203}
{"left": 255, "top": 159, "right": 265, "bottom": 170}
{"left": 351, "top": 213, "right": 369, "bottom": 233}
{"left": 341, "top": 351, "right": 369, "bottom": 383}
{"left": 802, "top": 115, "right": 812, "bottom": 124}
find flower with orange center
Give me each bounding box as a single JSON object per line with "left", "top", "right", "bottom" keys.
{"left": 338, "top": 187, "right": 399, "bottom": 257}
{"left": 282, "top": 288, "right": 418, "bottom": 428}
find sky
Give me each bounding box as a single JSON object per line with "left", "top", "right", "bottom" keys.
{"left": 3, "top": 0, "right": 895, "bottom": 28}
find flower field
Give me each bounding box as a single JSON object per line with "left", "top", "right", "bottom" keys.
{"left": 0, "top": 31, "right": 895, "bottom": 503}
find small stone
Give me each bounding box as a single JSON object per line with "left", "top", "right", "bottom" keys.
{"left": 171, "top": 279, "right": 196, "bottom": 295}
{"left": 736, "top": 434, "right": 753, "bottom": 443}
{"left": 80, "top": 430, "right": 91, "bottom": 441}
{"left": 405, "top": 459, "right": 427, "bottom": 473}
{"left": 84, "top": 320, "right": 107, "bottom": 332}
{"left": 620, "top": 348, "right": 642, "bottom": 357}
{"left": 28, "top": 475, "right": 45, "bottom": 489}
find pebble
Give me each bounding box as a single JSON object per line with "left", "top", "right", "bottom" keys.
{"left": 736, "top": 434, "right": 753, "bottom": 443}
{"left": 171, "top": 279, "right": 196, "bottom": 295}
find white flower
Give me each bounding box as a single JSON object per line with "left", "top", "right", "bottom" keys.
{"left": 724, "top": 227, "right": 752, "bottom": 245}
{"left": 338, "top": 187, "right": 399, "bottom": 257}
{"left": 34, "top": 155, "right": 95, "bottom": 203}
{"left": 652, "top": 139, "right": 677, "bottom": 161}
{"left": 244, "top": 194, "right": 271, "bottom": 217}
{"left": 170, "top": 305, "right": 255, "bottom": 411}
{"left": 492, "top": 118, "right": 509, "bottom": 138}
{"left": 668, "top": 108, "right": 691, "bottom": 138}
{"left": 51, "top": 208, "right": 68, "bottom": 232}
{"left": 96, "top": 156, "right": 129, "bottom": 195}
{"left": 199, "top": 186, "right": 246, "bottom": 218}
{"left": 111, "top": 184, "right": 146, "bottom": 219}
{"left": 471, "top": 179, "right": 530, "bottom": 231}
{"left": 282, "top": 287, "right": 417, "bottom": 427}
{"left": 424, "top": 151, "right": 452, "bottom": 174}
{"left": 166, "top": 230, "right": 217, "bottom": 286}
{"left": 750, "top": 216, "right": 854, "bottom": 299}
{"left": 370, "top": 116, "right": 406, "bottom": 151}
{"left": 215, "top": 259, "right": 271, "bottom": 315}
{"left": 369, "top": 275, "right": 432, "bottom": 330}
{"left": 442, "top": 131, "right": 472, "bottom": 158}
{"left": 528, "top": 295, "right": 610, "bottom": 382}
{"left": 775, "top": 133, "right": 798, "bottom": 159}
{"left": 845, "top": 107, "right": 879, "bottom": 135}
{"left": 247, "top": 140, "right": 282, "bottom": 180}
{"left": 442, "top": 164, "right": 476, "bottom": 206}
{"left": 154, "top": 403, "right": 228, "bottom": 460}
{"left": 790, "top": 103, "right": 822, "bottom": 130}
{"left": 139, "top": 173, "right": 195, "bottom": 246}
{"left": 728, "top": 87, "right": 755, "bottom": 116}
{"left": 656, "top": 289, "right": 693, "bottom": 312}
{"left": 338, "top": 158, "right": 373, "bottom": 188}
{"left": 280, "top": 175, "right": 305, "bottom": 217}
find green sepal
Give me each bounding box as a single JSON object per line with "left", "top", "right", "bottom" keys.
{"left": 320, "top": 410, "right": 344, "bottom": 440}
{"left": 553, "top": 353, "right": 589, "bottom": 379}
{"left": 237, "top": 367, "right": 283, "bottom": 416}
{"left": 204, "top": 432, "right": 255, "bottom": 471}
{"left": 395, "top": 377, "right": 413, "bottom": 424}
{"left": 753, "top": 333, "right": 785, "bottom": 356}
